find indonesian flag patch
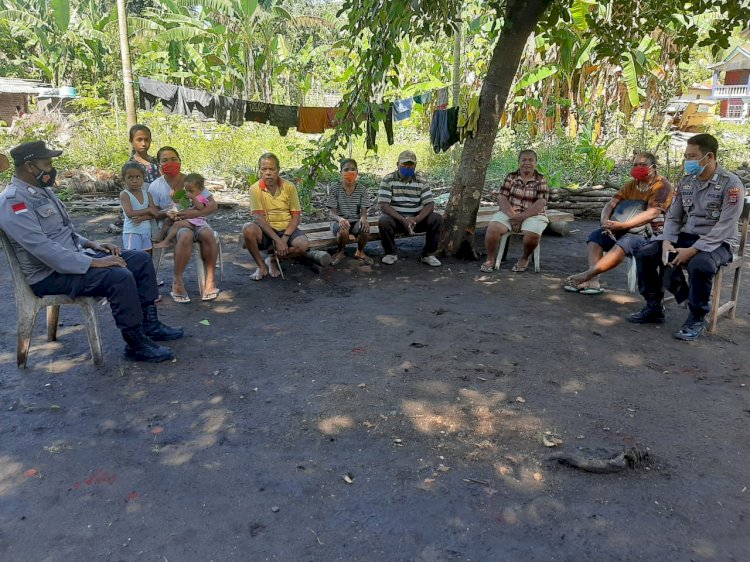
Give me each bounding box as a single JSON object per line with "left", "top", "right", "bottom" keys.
{"left": 11, "top": 202, "right": 28, "bottom": 214}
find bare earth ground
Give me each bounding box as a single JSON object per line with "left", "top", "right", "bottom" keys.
{"left": 1, "top": 210, "right": 749, "bottom": 562}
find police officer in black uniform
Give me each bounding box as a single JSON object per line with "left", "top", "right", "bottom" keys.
{"left": 0, "top": 141, "right": 183, "bottom": 362}
{"left": 628, "top": 133, "right": 745, "bottom": 340}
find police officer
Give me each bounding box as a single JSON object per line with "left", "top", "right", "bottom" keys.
{"left": 628, "top": 133, "right": 745, "bottom": 340}
{"left": 0, "top": 141, "right": 183, "bottom": 362}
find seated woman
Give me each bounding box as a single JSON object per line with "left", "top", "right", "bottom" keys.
{"left": 482, "top": 149, "right": 549, "bottom": 272}
{"left": 325, "top": 158, "right": 373, "bottom": 265}
{"left": 564, "top": 153, "right": 673, "bottom": 294}
{"left": 148, "top": 146, "right": 219, "bottom": 303}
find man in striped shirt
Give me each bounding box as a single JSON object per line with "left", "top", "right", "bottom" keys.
{"left": 377, "top": 150, "right": 443, "bottom": 266}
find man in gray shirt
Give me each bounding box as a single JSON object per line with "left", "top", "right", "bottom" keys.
{"left": 0, "top": 141, "right": 183, "bottom": 362}
{"left": 628, "top": 134, "right": 745, "bottom": 340}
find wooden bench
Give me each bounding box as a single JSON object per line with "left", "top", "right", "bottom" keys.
{"left": 301, "top": 207, "right": 574, "bottom": 250}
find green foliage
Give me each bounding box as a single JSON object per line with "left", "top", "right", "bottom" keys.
{"left": 574, "top": 123, "right": 615, "bottom": 185}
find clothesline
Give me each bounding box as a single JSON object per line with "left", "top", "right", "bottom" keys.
{"left": 137, "top": 77, "right": 478, "bottom": 152}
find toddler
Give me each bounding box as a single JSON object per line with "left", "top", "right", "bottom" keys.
{"left": 154, "top": 173, "right": 209, "bottom": 248}
{"left": 119, "top": 162, "right": 159, "bottom": 251}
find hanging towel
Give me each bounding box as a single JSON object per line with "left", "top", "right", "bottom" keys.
{"left": 245, "top": 101, "right": 270, "bottom": 124}
{"left": 435, "top": 87, "right": 449, "bottom": 109}
{"left": 180, "top": 87, "right": 215, "bottom": 119}
{"left": 392, "top": 98, "right": 413, "bottom": 121}
{"left": 326, "top": 107, "right": 339, "bottom": 128}
{"left": 298, "top": 107, "right": 329, "bottom": 134}
{"left": 229, "top": 98, "right": 245, "bottom": 126}
{"left": 138, "top": 78, "right": 179, "bottom": 112}
{"left": 430, "top": 107, "right": 460, "bottom": 153}
{"left": 269, "top": 104, "right": 299, "bottom": 136}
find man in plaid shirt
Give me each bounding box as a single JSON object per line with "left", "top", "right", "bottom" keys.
{"left": 482, "top": 150, "right": 549, "bottom": 272}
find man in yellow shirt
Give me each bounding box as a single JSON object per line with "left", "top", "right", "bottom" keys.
{"left": 242, "top": 153, "right": 309, "bottom": 280}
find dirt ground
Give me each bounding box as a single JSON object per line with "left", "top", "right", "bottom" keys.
{"left": 1, "top": 209, "right": 749, "bottom": 562}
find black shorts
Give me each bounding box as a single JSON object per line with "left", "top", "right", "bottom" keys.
{"left": 259, "top": 228, "right": 305, "bottom": 251}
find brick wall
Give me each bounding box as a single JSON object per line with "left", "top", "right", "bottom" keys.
{"left": 0, "top": 93, "right": 29, "bottom": 126}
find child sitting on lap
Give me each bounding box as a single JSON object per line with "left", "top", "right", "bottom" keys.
{"left": 154, "top": 173, "right": 210, "bottom": 248}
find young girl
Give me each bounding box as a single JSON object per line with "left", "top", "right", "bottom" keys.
{"left": 154, "top": 173, "right": 210, "bottom": 248}
{"left": 129, "top": 124, "right": 160, "bottom": 184}
{"left": 119, "top": 162, "right": 159, "bottom": 251}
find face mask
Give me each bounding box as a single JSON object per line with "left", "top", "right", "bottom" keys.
{"left": 630, "top": 165, "right": 651, "bottom": 181}
{"left": 34, "top": 166, "right": 57, "bottom": 188}
{"left": 342, "top": 171, "right": 358, "bottom": 183}
{"left": 161, "top": 161, "right": 181, "bottom": 176}
{"left": 399, "top": 166, "right": 415, "bottom": 178}
{"left": 684, "top": 154, "right": 708, "bottom": 176}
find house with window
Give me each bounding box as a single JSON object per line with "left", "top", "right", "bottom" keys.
{"left": 710, "top": 43, "right": 750, "bottom": 122}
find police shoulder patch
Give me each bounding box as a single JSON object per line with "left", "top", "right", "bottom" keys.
{"left": 727, "top": 186, "right": 741, "bottom": 205}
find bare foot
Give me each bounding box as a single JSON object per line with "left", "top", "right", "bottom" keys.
{"left": 250, "top": 267, "right": 267, "bottom": 281}
{"left": 265, "top": 256, "right": 281, "bottom": 278}
{"left": 354, "top": 251, "right": 373, "bottom": 265}
{"left": 153, "top": 240, "right": 172, "bottom": 249}
{"left": 331, "top": 251, "right": 346, "bottom": 265}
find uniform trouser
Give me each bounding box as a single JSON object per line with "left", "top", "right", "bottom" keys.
{"left": 30, "top": 250, "right": 159, "bottom": 330}
{"left": 378, "top": 212, "right": 443, "bottom": 256}
{"left": 635, "top": 233, "right": 732, "bottom": 318}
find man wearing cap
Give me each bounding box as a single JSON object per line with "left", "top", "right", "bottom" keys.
{"left": 377, "top": 150, "right": 443, "bottom": 266}
{"left": 0, "top": 141, "right": 183, "bottom": 362}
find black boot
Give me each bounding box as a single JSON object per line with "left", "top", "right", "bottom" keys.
{"left": 142, "top": 304, "right": 184, "bottom": 341}
{"left": 674, "top": 312, "right": 707, "bottom": 341}
{"left": 122, "top": 325, "right": 174, "bottom": 362}
{"left": 627, "top": 299, "right": 666, "bottom": 324}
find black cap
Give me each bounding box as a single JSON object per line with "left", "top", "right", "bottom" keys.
{"left": 9, "top": 141, "right": 63, "bottom": 167}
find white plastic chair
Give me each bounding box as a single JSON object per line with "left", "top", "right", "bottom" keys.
{"left": 494, "top": 232, "right": 542, "bottom": 272}
{"left": 152, "top": 230, "right": 223, "bottom": 294}
{"left": 0, "top": 229, "right": 104, "bottom": 367}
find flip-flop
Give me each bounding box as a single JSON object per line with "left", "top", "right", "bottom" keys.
{"left": 563, "top": 285, "right": 582, "bottom": 292}
{"left": 580, "top": 287, "right": 605, "bottom": 295}
{"left": 201, "top": 290, "right": 220, "bottom": 301}
{"left": 511, "top": 263, "right": 528, "bottom": 272}
{"left": 479, "top": 262, "right": 494, "bottom": 273}
{"left": 170, "top": 291, "right": 190, "bottom": 303}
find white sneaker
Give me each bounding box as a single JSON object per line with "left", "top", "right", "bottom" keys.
{"left": 381, "top": 254, "right": 398, "bottom": 265}
{"left": 420, "top": 255, "right": 441, "bottom": 267}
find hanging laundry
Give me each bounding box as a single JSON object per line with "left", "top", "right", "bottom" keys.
{"left": 245, "top": 101, "right": 270, "bottom": 124}
{"left": 458, "top": 94, "right": 480, "bottom": 142}
{"left": 326, "top": 107, "right": 339, "bottom": 128}
{"left": 430, "top": 107, "right": 460, "bottom": 153}
{"left": 269, "top": 105, "right": 299, "bottom": 136}
{"left": 413, "top": 92, "right": 432, "bottom": 105}
{"left": 213, "top": 95, "right": 231, "bottom": 124}
{"left": 365, "top": 103, "right": 394, "bottom": 150}
{"left": 180, "top": 87, "right": 215, "bottom": 119}
{"left": 298, "top": 107, "right": 329, "bottom": 134}
{"left": 392, "top": 98, "right": 413, "bottom": 121}
{"left": 435, "top": 87, "right": 450, "bottom": 109}
{"left": 138, "top": 78, "right": 179, "bottom": 112}
{"left": 229, "top": 98, "right": 245, "bottom": 126}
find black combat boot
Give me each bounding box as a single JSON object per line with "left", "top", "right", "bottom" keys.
{"left": 142, "top": 304, "right": 184, "bottom": 341}
{"left": 627, "top": 298, "right": 666, "bottom": 324}
{"left": 122, "top": 325, "right": 175, "bottom": 362}
{"left": 673, "top": 312, "right": 707, "bottom": 341}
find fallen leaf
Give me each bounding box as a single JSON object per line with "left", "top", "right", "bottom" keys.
{"left": 357, "top": 383, "right": 366, "bottom": 388}
{"left": 437, "top": 464, "right": 450, "bottom": 472}
{"left": 23, "top": 468, "right": 38, "bottom": 478}
{"left": 515, "top": 397, "right": 526, "bottom": 403}
{"left": 199, "top": 319, "right": 210, "bottom": 326}
{"left": 343, "top": 474, "right": 354, "bottom": 484}
{"left": 150, "top": 427, "right": 164, "bottom": 435}
{"left": 533, "top": 472, "right": 543, "bottom": 482}
{"left": 542, "top": 435, "right": 563, "bottom": 447}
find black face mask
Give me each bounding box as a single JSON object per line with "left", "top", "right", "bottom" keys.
{"left": 31, "top": 164, "right": 57, "bottom": 188}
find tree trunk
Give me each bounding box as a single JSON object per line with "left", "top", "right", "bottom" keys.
{"left": 116, "top": 0, "right": 138, "bottom": 129}
{"left": 439, "top": 0, "right": 551, "bottom": 259}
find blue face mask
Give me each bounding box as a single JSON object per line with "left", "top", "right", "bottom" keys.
{"left": 399, "top": 166, "right": 415, "bottom": 178}
{"left": 684, "top": 153, "right": 708, "bottom": 176}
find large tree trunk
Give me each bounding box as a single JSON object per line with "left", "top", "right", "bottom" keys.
{"left": 439, "top": 0, "right": 551, "bottom": 259}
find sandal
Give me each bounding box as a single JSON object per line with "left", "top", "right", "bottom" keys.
{"left": 170, "top": 291, "right": 190, "bottom": 303}
{"left": 579, "top": 287, "right": 605, "bottom": 295}
{"left": 201, "top": 290, "right": 220, "bottom": 301}
{"left": 355, "top": 253, "right": 374, "bottom": 265}
{"left": 480, "top": 262, "right": 494, "bottom": 273}
{"left": 511, "top": 263, "right": 528, "bottom": 273}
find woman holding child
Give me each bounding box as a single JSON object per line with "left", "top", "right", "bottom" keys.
{"left": 148, "top": 146, "right": 219, "bottom": 303}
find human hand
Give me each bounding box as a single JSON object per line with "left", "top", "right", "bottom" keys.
{"left": 274, "top": 237, "right": 289, "bottom": 257}
{"left": 98, "top": 242, "right": 121, "bottom": 256}
{"left": 403, "top": 216, "right": 416, "bottom": 234}
{"left": 509, "top": 215, "right": 524, "bottom": 231}
{"left": 603, "top": 220, "right": 625, "bottom": 231}
{"left": 661, "top": 240, "right": 675, "bottom": 266}
{"left": 671, "top": 247, "right": 698, "bottom": 267}
{"left": 90, "top": 255, "right": 126, "bottom": 268}
{"left": 338, "top": 218, "right": 351, "bottom": 232}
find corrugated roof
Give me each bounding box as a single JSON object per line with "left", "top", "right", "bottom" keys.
{"left": 0, "top": 77, "right": 51, "bottom": 94}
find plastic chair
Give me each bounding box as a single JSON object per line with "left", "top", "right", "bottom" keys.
{"left": 0, "top": 229, "right": 104, "bottom": 367}
{"left": 494, "top": 232, "right": 542, "bottom": 272}
{"left": 152, "top": 230, "right": 223, "bottom": 294}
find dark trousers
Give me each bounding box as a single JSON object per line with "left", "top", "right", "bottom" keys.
{"left": 30, "top": 250, "right": 158, "bottom": 330}
{"left": 378, "top": 212, "right": 443, "bottom": 256}
{"left": 635, "top": 233, "right": 732, "bottom": 318}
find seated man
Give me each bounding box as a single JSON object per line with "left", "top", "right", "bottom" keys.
{"left": 628, "top": 133, "right": 745, "bottom": 341}
{"left": 565, "top": 152, "right": 673, "bottom": 294}
{"left": 482, "top": 149, "right": 548, "bottom": 272}
{"left": 377, "top": 150, "right": 443, "bottom": 266}
{"left": 0, "top": 141, "right": 183, "bottom": 362}
{"left": 326, "top": 158, "right": 373, "bottom": 265}
{"left": 242, "top": 152, "right": 310, "bottom": 280}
